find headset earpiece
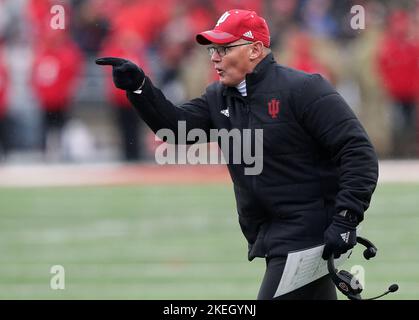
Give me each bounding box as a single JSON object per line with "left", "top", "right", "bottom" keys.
{"left": 363, "top": 246, "right": 377, "bottom": 260}
{"left": 332, "top": 269, "right": 363, "bottom": 296}
{"left": 327, "top": 236, "right": 398, "bottom": 300}
{"left": 337, "top": 270, "right": 355, "bottom": 282}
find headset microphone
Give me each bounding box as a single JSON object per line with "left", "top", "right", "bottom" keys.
{"left": 350, "top": 284, "right": 399, "bottom": 300}
{"left": 327, "top": 236, "right": 399, "bottom": 300}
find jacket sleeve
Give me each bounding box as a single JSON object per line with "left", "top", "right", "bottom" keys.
{"left": 293, "top": 73, "right": 378, "bottom": 221}
{"left": 126, "top": 76, "right": 212, "bottom": 144}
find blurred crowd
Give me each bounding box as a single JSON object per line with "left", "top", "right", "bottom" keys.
{"left": 0, "top": 0, "right": 418, "bottom": 163}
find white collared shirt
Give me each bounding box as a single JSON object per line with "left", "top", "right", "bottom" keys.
{"left": 235, "top": 80, "right": 247, "bottom": 97}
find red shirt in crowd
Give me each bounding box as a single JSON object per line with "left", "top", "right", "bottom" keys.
{"left": 0, "top": 48, "right": 8, "bottom": 118}
{"left": 31, "top": 33, "right": 83, "bottom": 111}
{"left": 287, "top": 31, "right": 333, "bottom": 83}
{"left": 377, "top": 11, "right": 419, "bottom": 102}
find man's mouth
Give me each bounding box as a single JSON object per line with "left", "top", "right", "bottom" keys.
{"left": 215, "top": 67, "right": 224, "bottom": 76}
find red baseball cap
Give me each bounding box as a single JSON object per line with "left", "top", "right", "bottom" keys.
{"left": 196, "top": 9, "right": 270, "bottom": 48}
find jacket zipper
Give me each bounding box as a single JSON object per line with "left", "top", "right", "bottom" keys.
{"left": 247, "top": 101, "right": 269, "bottom": 258}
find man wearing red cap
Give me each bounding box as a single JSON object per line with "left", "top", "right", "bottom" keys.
{"left": 96, "top": 9, "right": 378, "bottom": 300}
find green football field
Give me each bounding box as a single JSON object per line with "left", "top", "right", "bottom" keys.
{"left": 0, "top": 182, "right": 417, "bottom": 299}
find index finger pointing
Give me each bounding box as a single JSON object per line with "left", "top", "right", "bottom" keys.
{"left": 95, "top": 57, "right": 128, "bottom": 67}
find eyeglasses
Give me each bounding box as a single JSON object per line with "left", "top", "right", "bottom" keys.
{"left": 207, "top": 42, "right": 254, "bottom": 57}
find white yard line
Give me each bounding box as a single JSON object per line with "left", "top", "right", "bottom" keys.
{"left": 378, "top": 160, "right": 419, "bottom": 183}
{"left": 0, "top": 160, "right": 418, "bottom": 187}
{"left": 0, "top": 163, "right": 231, "bottom": 187}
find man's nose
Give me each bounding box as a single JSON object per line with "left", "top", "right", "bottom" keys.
{"left": 210, "top": 51, "right": 221, "bottom": 62}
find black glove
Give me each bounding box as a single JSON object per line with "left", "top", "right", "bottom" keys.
{"left": 95, "top": 57, "right": 145, "bottom": 91}
{"left": 322, "top": 213, "right": 357, "bottom": 260}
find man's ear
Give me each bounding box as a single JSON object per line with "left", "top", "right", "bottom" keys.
{"left": 249, "top": 41, "right": 264, "bottom": 60}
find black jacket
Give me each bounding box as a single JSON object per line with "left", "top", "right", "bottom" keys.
{"left": 127, "top": 53, "right": 378, "bottom": 261}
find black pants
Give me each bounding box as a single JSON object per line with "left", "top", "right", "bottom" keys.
{"left": 0, "top": 117, "right": 9, "bottom": 158}
{"left": 40, "top": 109, "right": 67, "bottom": 151}
{"left": 257, "top": 256, "right": 337, "bottom": 300}
{"left": 391, "top": 100, "right": 417, "bottom": 158}
{"left": 116, "top": 106, "right": 142, "bottom": 161}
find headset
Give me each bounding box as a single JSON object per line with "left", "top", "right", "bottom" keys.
{"left": 327, "top": 236, "right": 399, "bottom": 300}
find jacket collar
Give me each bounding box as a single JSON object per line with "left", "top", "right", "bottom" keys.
{"left": 223, "top": 53, "right": 275, "bottom": 97}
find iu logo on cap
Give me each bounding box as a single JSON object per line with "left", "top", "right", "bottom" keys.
{"left": 268, "top": 99, "right": 280, "bottom": 119}
{"left": 216, "top": 12, "right": 231, "bottom": 26}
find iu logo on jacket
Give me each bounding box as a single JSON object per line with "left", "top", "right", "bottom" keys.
{"left": 268, "top": 98, "right": 280, "bottom": 119}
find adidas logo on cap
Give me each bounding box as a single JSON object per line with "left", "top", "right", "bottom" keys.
{"left": 243, "top": 31, "right": 254, "bottom": 39}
